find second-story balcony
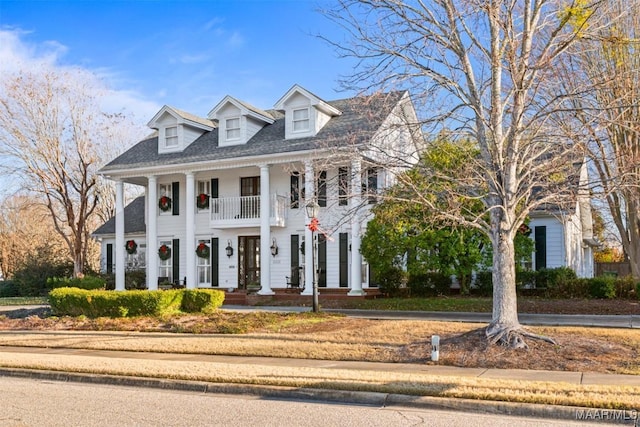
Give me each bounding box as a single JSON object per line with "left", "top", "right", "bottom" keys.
{"left": 210, "top": 195, "right": 288, "bottom": 229}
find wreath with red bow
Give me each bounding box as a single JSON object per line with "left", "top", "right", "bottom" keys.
{"left": 196, "top": 193, "right": 209, "bottom": 209}
{"left": 158, "top": 244, "right": 172, "bottom": 261}
{"left": 518, "top": 223, "right": 532, "bottom": 237}
{"left": 195, "top": 242, "right": 210, "bottom": 259}
{"left": 158, "top": 196, "right": 172, "bottom": 212}
{"left": 125, "top": 240, "right": 137, "bottom": 255}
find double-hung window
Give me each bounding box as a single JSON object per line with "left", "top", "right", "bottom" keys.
{"left": 292, "top": 108, "right": 310, "bottom": 132}
{"left": 159, "top": 183, "right": 172, "bottom": 215}
{"left": 197, "top": 180, "right": 210, "bottom": 212}
{"left": 226, "top": 117, "right": 240, "bottom": 140}
{"left": 165, "top": 126, "right": 178, "bottom": 148}
{"left": 196, "top": 238, "right": 212, "bottom": 286}
{"left": 158, "top": 240, "right": 173, "bottom": 279}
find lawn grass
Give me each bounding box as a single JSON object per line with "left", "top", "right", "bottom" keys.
{"left": 345, "top": 296, "right": 493, "bottom": 311}
{"left": 0, "top": 296, "right": 48, "bottom": 306}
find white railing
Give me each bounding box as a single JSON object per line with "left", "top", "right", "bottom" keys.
{"left": 210, "top": 194, "right": 287, "bottom": 227}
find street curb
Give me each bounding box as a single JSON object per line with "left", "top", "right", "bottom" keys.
{"left": 0, "top": 367, "right": 633, "bottom": 424}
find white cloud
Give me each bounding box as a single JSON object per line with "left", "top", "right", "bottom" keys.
{"left": 228, "top": 31, "right": 244, "bottom": 48}
{"left": 0, "top": 28, "right": 160, "bottom": 127}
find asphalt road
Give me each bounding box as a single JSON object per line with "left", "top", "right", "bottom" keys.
{"left": 0, "top": 376, "right": 619, "bottom": 427}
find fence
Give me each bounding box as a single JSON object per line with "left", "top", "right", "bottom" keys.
{"left": 594, "top": 262, "right": 631, "bottom": 277}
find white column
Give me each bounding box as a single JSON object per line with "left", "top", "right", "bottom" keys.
{"left": 302, "top": 160, "right": 315, "bottom": 296}
{"left": 115, "top": 180, "right": 126, "bottom": 291}
{"left": 258, "top": 164, "right": 274, "bottom": 295}
{"left": 185, "top": 172, "right": 196, "bottom": 289}
{"left": 349, "top": 158, "right": 365, "bottom": 295}
{"left": 147, "top": 175, "right": 159, "bottom": 290}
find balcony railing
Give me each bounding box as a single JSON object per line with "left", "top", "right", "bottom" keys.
{"left": 210, "top": 195, "right": 287, "bottom": 228}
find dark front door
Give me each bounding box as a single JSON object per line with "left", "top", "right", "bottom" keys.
{"left": 238, "top": 235, "right": 260, "bottom": 289}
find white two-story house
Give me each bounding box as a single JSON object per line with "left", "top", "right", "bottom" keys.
{"left": 94, "top": 85, "right": 420, "bottom": 294}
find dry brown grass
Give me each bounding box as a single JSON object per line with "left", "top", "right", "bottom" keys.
{"left": 0, "top": 311, "right": 638, "bottom": 375}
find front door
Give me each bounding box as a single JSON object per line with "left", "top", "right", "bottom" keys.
{"left": 238, "top": 235, "right": 260, "bottom": 289}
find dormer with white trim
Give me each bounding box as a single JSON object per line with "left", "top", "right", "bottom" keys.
{"left": 207, "top": 96, "right": 275, "bottom": 147}
{"left": 148, "top": 106, "right": 215, "bottom": 154}
{"left": 274, "top": 84, "right": 342, "bottom": 140}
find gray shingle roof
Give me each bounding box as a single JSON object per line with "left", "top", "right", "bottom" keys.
{"left": 100, "top": 91, "right": 407, "bottom": 172}
{"left": 92, "top": 196, "right": 146, "bottom": 236}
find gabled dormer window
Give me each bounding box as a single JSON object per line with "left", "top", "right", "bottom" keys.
{"left": 226, "top": 117, "right": 241, "bottom": 140}
{"left": 292, "top": 108, "right": 310, "bottom": 132}
{"left": 165, "top": 126, "right": 178, "bottom": 148}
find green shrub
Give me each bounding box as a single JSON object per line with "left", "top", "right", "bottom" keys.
{"left": 49, "top": 288, "right": 183, "bottom": 317}
{"left": 375, "top": 267, "right": 407, "bottom": 297}
{"left": 47, "top": 276, "right": 106, "bottom": 291}
{"left": 0, "top": 280, "right": 21, "bottom": 298}
{"left": 537, "top": 267, "right": 579, "bottom": 298}
{"left": 588, "top": 276, "right": 616, "bottom": 299}
{"left": 12, "top": 255, "right": 73, "bottom": 296}
{"left": 516, "top": 270, "right": 537, "bottom": 290}
{"left": 637, "top": 282, "right": 640, "bottom": 300}
{"left": 473, "top": 270, "right": 492, "bottom": 296}
{"left": 407, "top": 272, "right": 451, "bottom": 297}
{"left": 180, "top": 289, "right": 225, "bottom": 313}
{"left": 612, "top": 276, "right": 639, "bottom": 299}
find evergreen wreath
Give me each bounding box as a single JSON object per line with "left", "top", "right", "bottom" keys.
{"left": 196, "top": 193, "right": 209, "bottom": 209}
{"left": 518, "top": 223, "right": 532, "bottom": 237}
{"left": 125, "top": 240, "right": 137, "bottom": 255}
{"left": 195, "top": 242, "right": 210, "bottom": 259}
{"left": 158, "top": 196, "right": 172, "bottom": 212}
{"left": 158, "top": 244, "right": 172, "bottom": 261}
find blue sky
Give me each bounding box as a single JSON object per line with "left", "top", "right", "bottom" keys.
{"left": 0, "top": 0, "right": 357, "bottom": 122}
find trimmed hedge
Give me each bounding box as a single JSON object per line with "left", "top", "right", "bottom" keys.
{"left": 48, "top": 288, "right": 225, "bottom": 317}
{"left": 47, "top": 276, "right": 106, "bottom": 291}
{"left": 180, "top": 289, "right": 226, "bottom": 314}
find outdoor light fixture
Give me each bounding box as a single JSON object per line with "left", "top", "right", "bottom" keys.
{"left": 225, "top": 239, "right": 234, "bottom": 258}
{"left": 305, "top": 200, "right": 320, "bottom": 220}
{"left": 270, "top": 238, "right": 278, "bottom": 257}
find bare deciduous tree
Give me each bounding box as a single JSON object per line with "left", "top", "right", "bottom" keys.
{"left": 559, "top": 0, "right": 640, "bottom": 279}
{"left": 0, "top": 68, "right": 134, "bottom": 277}
{"left": 323, "top": 0, "right": 608, "bottom": 347}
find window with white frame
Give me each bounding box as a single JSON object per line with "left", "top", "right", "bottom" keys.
{"left": 225, "top": 117, "right": 240, "bottom": 140}
{"left": 159, "top": 183, "right": 172, "bottom": 215}
{"left": 292, "top": 108, "right": 310, "bottom": 132}
{"left": 126, "top": 243, "right": 146, "bottom": 270}
{"left": 197, "top": 180, "right": 210, "bottom": 212}
{"left": 165, "top": 126, "right": 178, "bottom": 148}
{"left": 158, "top": 240, "right": 172, "bottom": 280}
{"left": 196, "top": 238, "right": 211, "bottom": 286}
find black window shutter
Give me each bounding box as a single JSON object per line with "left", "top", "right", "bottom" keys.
{"left": 339, "top": 233, "right": 348, "bottom": 287}
{"left": 211, "top": 237, "right": 219, "bottom": 287}
{"left": 172, "top": 238, "right": 180, "bottom": 283}
{"left": 172, "top": 182, "right": 180, "bottom": 215}
{"left": 290, "top": 173, "right": 299, "bottom": 208}
{"left": 317, "top": 170, "right": 327, "bottom": 207}
{"left": 338, "top": 167, "right": 348, "bottom": 206}
{"left": 367, "top": 168, "right": 378, "bottom": 204}
{"left": 290, "top": 234, "right": 300, "bottom": 285}
{"left": 318, "top": 235, "right": 327, "bottom": 287}
{"left": 211, "top": 178, "right": 219, "bottom": 198}
{"left": 106, "top": 244, "right": 113, "bottom": 274}
{"left": 534, "top": 226, "right": 547, "bottom": 270}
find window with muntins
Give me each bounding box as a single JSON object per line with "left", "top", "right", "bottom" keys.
{"left": 158, "top": 240, "right": 173, "bottom": 279}
{"left": 292, "top": 108, "right": 310, "bottom": 132}
{"left": 165, "top": 126, "right": 178, "bottom": 148}
{"left": 338, "top": 167, "right": 349, "bottom": 206}
{"left": 197, "top": 180, "right": 210, "bottom": 212}
{"left": 226, "top": 117, "right": 240, "bottom": 140}
{"left": 159, "top": 183, "right": 172, "bottom": 215}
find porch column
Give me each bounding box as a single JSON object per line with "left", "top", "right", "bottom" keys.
{"left": 147, "top": 175, "right": 159, "bottom": 290}
{"left": 258, "top": 164, "right": 274, "bottom": 295}
{"left": 349, "top": 157, "right": 365, "bottom": 296}
{"left": 185, "top": 172, "right": 196, "bottom": 289}
{"left": 115, "top": 179, "right": 125, "bottom": 291}
{"left": 302, "top": 160, "right": 315, "bottom": 296}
